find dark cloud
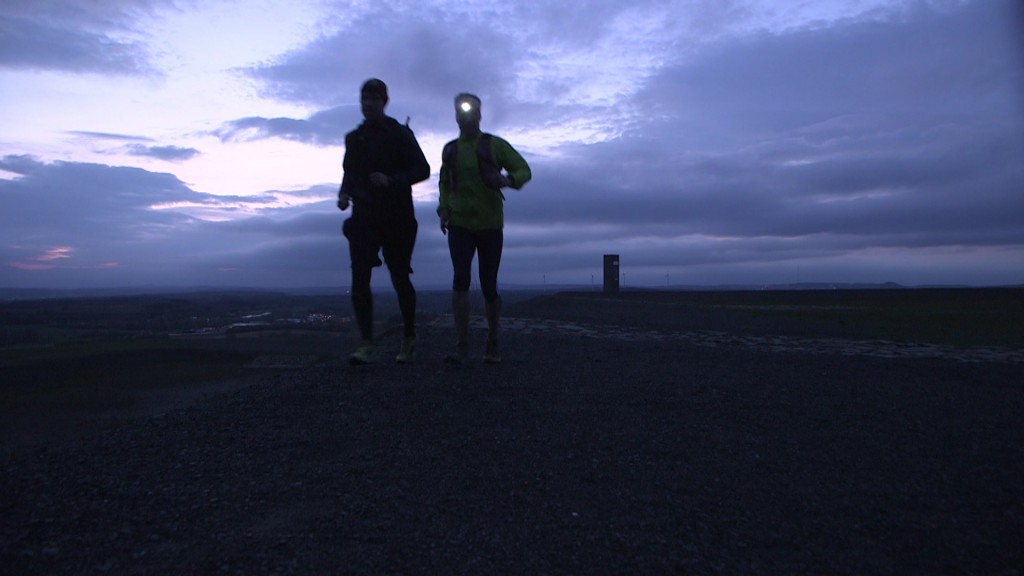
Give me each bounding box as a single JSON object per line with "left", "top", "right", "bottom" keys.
{"left": 542, "top": 4, "right": 1019, "bottom": 221}
{"left": 646, "top": 1, "right": 1022, "bottom": 130}
{"left": 0, "top": 1, "right": 160, "bottom": 75}
{"left": 67, "top": 131, "right": 154, "bottom": 142}
{"left": 62, "top": 132, "right": 199, "bottom": 161}
{"left": 487, "top": 1, "right": 1024, "bottom": 286}
{"left": 0, "top": 156, "right": 350, "bottom": 288}
{"left": 241, "top": 3, "right": 523, "bottom": 134}
{"left": 220, "top": 208, "right": 336, "bottom": 238}
{"left": 126, "top": 144, "right": 201, "bottom": 161}
{"left": 233, "top": 1, "right": 755, "bottom": 142}
{"left": 4, "top": 1, "right": 1023, "bottom": 289}
{"left": 0, "top": 155, "right": 202, "bottom": 241}
{"left": 0, "top": 154, "right": 44, "bottom": 176}
{"left": 216, "top": 106, "right": 356, "bottom": 147}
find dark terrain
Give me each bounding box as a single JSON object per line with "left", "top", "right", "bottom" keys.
{"left": 1, "top": 289, "right": 1022, "bottom": 575}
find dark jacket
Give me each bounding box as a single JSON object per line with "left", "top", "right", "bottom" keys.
{"left": 340, "top": 116, "right": 430, "bottom": 224}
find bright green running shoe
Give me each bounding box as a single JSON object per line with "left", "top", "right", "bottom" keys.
{"left": 396, "top": 337, "right": 416, "bottom": 363}
{"left": 348, "top": 341, "right": 374, "bottom": 365}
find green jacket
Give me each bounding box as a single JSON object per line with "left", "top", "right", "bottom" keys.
{"left": 437, "top": 132, "right": 531, "bottom": 230}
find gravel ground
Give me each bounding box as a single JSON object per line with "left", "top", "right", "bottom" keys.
{"left": 2, "top": 293, "right": 1022, "bottom": 575}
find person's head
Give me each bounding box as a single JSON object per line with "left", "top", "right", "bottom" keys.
{"left": 454, "top": 92, "right": 482, "bottom": 133}
{"left": 360, "top": 78, "right": 389, "bottom": 122}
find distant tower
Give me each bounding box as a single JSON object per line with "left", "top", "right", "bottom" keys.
{"left": 603, "top": 254, "right": 620, "bottom": 294}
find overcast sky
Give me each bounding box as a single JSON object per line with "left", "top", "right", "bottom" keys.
{"left": 2, "top": 0, "right": 1022, "bottom": 292}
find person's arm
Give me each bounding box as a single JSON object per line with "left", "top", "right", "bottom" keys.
{"left": 389, "top": 125, "right": 431, "bottom": 188}
{"left": 338, "top": 134, "right": 355, "bottom": 210}
{"left": 494, "top": 137, "right": 531, "bottom": 189}
{"left": 437, "top": 149, "right": 452, "bottom": 234}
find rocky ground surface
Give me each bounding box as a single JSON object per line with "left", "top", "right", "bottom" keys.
{"left": 2, "top": 292, "right": 1023, "bottom": 575}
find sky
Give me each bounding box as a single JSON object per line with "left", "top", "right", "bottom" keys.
{"left": 2, "top": 0, "right": 1023, "bottom": 292}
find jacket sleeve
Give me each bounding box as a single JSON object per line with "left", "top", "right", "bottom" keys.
{"left": 339, "top": 131, "right": 363, "bottom": 199}
{"left": 437, "top": 141, "right": 453, "bottom": 215}
{"left": 390, "top": 125, "right": 431, "bottom": 189}
{"left": 493, "top": 137, "right": 531, "bottom": 190}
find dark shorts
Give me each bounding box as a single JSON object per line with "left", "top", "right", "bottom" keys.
{"left": 343, "top": 215, "right": 417, "bottom": 275}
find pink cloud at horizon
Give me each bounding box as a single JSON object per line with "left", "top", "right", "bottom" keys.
{"left": 37, "top": 246, "right": 74, "bottom": 261}
{"left": 7, "top": 246, "right": 75, "bottom": 270}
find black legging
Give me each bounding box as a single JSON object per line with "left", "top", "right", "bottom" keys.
{"left": 447, "top": 225, "right": 502, "bottom": 302}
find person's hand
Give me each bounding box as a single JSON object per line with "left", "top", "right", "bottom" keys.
{"left": 499, "top": 173, "right": 514, "bottom": 188}
{"left": 439, "top": 208, "right": 451, "bottom": 235}
{"left": 337, "top": 194, "right": 351, "bottom": 211}
{"left": 369, "top": 172, "right": 391, "bottom": 187}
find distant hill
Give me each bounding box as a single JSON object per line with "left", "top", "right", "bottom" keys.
{"left": 4, "top": 281, "right": 1022, "bottom": 302}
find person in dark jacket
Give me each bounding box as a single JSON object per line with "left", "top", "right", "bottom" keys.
{"left": 437, "top": 92, "right": 532, "bottom": 364}
{"left": 338, "top": 78, "right": 430, "bottom": 364}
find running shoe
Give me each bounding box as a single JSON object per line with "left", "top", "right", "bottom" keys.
{"left": 483, "top": 338, "right": 501, "bottom": 364}
{"left": 443, "top": 342, "right": 468, "bottom": 365}
{"left": 348, "top": 341, "right": 374, "bottom": 365}
{"left": 396, "top": 337, "right": 416, "bottom": 363}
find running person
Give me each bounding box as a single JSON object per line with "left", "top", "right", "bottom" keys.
{"left": 437, "top": 92, "right": 532, "bottom": 363}
{"left": 339, "top": 78, "right": 430, "bottom": 364}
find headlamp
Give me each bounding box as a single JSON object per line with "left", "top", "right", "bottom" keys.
{"left": 458, "top": 101, "right": 474, "bottom": 113}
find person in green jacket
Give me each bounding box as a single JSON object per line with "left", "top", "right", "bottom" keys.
{"left": 437, "top": 92, "right": 532, "bottom": 364}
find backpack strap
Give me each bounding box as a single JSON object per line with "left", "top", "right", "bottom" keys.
{"left": 442, "top": 134, "right": 506, "bottom": 200}
{"left": 442, "top": 139, "right": 459, "bottom": 191}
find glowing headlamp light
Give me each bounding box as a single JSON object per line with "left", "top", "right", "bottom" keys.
{"left": 458, "top": 101, "right": 474, "bottom": 113}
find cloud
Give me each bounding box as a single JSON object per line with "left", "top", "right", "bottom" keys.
{"left": 3, "top": 0, "right": 1022, "bottom": 290}
{"left": 225, "top": 1, "right": 707, "bottom": 151}
{"left": 182, "top": 1, "right": 1024, "bottom": 287}
{"left": 0, "top": 0, "right": 166, "bottom": 75}
{"left": 523, "top": 1, "right": 1023, "bottom": 231}
{"left": 484, "top": 1, "right": 1024, "bottom": 286}
{"left": 216, "top": 106, "right": 356, "bottom": 147}
{"left": 126, "top": 144, "right": 201, "bottom": 162}
{"left": 64, "top": 132, "right": 201, "bottom": 162}
{"left": 239, "top": 2, "right": 557, "bottom": 136}
{"left": 643, "top": 1, "right": 1023, "bottom": 133}
{"left": 0, "top": 155, "right": 346, "bottom": 288}
{"left": 67, "top": 131, "right": 154, "bottom": 142}
{"left": 251, "top": 4, "right": 512, "bottom": 96}
{"left": 8, "top": 246, "right": 74, "bottom": 271}
{"left": 36, "top": 246, "right": 73, "bottom": 261}
{"left": 0, "top": 155, "right": 206, "bottom": 244}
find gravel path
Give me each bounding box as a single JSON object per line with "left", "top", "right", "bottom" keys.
{"left": 2, "top": 294, "right": 1022, "bottom": 575}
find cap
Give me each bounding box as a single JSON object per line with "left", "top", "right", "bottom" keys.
{"left": 361, "top": 78, "right": 388, "bottom": 103}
